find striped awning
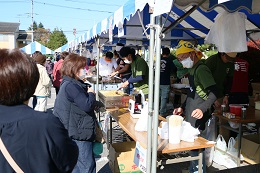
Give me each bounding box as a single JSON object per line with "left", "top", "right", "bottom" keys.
{"left": 20, "top": 41, "right": 54, "bottom": 54}
{"left": 66, "top": 0, "right": 260, "bottom": 49}
{"left": 55, "top": 43, "right": 69, "bottom": 52}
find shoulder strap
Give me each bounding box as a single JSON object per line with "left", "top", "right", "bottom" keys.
{"left": 0, "top": 137, "right": 24, "bottom": 173}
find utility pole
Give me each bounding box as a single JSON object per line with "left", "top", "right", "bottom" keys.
{"left": 31, "top": 0, "right": 34, "bottom": 42}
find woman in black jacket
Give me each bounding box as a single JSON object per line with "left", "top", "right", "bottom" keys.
{"left": 0, "top": 49, "right": 78, "bottom": 173}
{"left": 53, "top": 53, "right": 97, "bottom": 173}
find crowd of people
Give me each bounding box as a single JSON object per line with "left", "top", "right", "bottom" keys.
{"left": 0, "top": 39, "right": 249, "bottom": 172}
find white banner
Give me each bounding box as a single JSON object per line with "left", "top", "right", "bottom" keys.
{"left": 109, "top": 16, "right": 113, "bottom": 43}
{"left": 118, "top": 22, "right": 124, "bottom": 37}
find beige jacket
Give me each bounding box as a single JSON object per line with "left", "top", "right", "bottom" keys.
{"left": 34, "top": 64, "right": 52, "bottom": 97}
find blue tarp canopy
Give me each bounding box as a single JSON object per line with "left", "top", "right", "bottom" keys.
{"left": 20, "top": 41, "right": 54, "bottom": 54}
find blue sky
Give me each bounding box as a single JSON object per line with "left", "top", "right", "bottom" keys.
{"left": 0, "top": 0, "right": 128, "bottom": 41}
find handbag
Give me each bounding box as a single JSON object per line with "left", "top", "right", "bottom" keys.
{"left": 0, "top": 137, "right": 24, "bottom": 173}
{"left": 95, "top": 121, "right": 104, "bottom": 143}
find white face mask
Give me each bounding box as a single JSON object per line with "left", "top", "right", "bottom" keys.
{"left": 181, "top": 57, "right": 194, "bottom": 68}
{"left": 78, "top": 69, "right": 86, "bottom": 80}
{"left": 124, "top": 59, "right": 132, "bottom": 64}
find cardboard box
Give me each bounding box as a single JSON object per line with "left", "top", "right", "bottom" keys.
{"left": 109, "top": 141, "right": 141, "bottom": 173}
{"left": 134, "top": 141, "right": 147, "bottom": 173}
{"left": 241, "top": 134, "right": 260, "bottom": 164}
{"left": 256, "top": 101, "right": 260, "bottom": 110}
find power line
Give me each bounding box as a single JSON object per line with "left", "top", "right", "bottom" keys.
{"left": 0, "top": 1, "right": 27, "bottom": 2}
{"left": 64, "top": 0, "right": 120, "bottom": 7}
{"left": 34, "top": 1, "right": 113, "bottom": 13}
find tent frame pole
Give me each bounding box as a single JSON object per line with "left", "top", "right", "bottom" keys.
{"left": 146, "top": 7, "right": 155, "bottom": 173}
{"left": 151, "top": 16, "right": 162, "bottom": 173}
{"left": 95, "top": 36, "right": 100, "bottom": 101}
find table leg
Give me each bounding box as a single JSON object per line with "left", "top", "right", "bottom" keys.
{"left": 198, "top": 149, "right": 203, "bottom": 173}
{"left": 237, "top": 123, "right": 242, "bottom": 166}
{"left": 215, "top": 116, "right": 219, "bottom": 140}
{"left": 110, "top": 115, "right": 112, "bottom": 144}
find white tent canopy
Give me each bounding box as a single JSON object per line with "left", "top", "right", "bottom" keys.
{"left": 20, "top": 41, "right": 54, "bottom": 54}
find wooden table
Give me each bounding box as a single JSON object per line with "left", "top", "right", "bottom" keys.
{"left": 213, "top": 106, "right": 260, "bottom": 166}
{"left": 107, "top": 108, "right": 214, "bottom": 172}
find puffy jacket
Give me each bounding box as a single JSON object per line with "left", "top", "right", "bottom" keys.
{"left": 53, "top": 76, "right": 97, "bottom": 141}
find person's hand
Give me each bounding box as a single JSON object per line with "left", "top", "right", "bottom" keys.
{"left": 120, "top": 80, "right": 129, "bottom": 88}
{"left": 88, "top": 87, "right": 95, "bottom": 94}
{"left": 191, "top": 109, "right": 203, "bottom": 119}
{"left": 173, "top": 107, "right": 183, "bottom": 115}
{"left": 214, "top": 100, "right": 221, "bottom": 108}
{"left": 223, "top": 96, "right": 229, "bottom": 105}
{"left": 110, "top": 71, "right": 118, "bottom": 77}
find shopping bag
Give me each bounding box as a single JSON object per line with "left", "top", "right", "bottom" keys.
{"left": 213, "top": 134, "right": 228, "bottom": 166}
{"left": 95, "top": 121, "right": 104, "bottom": 143}
{"left": 227, "top": 137, "right": 244, "bottom": 161}
{"left": 204, "top": 117, "right": 216, "bottom": 167}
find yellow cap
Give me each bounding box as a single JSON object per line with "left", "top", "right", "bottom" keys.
{"left": 176, "top": 40, "right": 203, "bottom": 59}
{"left": 176, "top": 40, "right": 195, "bottom": 56}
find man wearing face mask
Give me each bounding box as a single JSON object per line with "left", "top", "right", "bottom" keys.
{"left": 119, "top": 47, "right": 149, "bottom": 95}
{"left": 205, "top": 52, "right": 236, "bottom": 109}
{"left": 110, "top": 45, "right": 133, "bottom": 94}
{"left": 173, "top": 40, "right": 219, "bottom": 173}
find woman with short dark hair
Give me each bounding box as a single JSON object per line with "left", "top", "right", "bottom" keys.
{"left": 53, "top": 53, "right": 98, "bottom": 173}
{"left": 0, "top": 48, "right": 78, "bottom": 173}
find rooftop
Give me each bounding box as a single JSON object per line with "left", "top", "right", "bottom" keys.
{"left": 0, "top": 22, "right": 20, "bottom": 33}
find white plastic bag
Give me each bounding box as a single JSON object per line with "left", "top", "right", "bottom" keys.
{"left": 227, "top": 137, "right": 244, "bottom": 161}
{"left": 205, "top": 11, "right": 247, "bottom": 52}
{"left": 213, "top": 134, "right": 228, "bottom": 166}
{"left": 213, "top": 135, "right": 238, "bottom": 168}
{"left": 135, "top": 102, "right": 148, "bottom": 131}
{"left": 204, "top": 117, "right": 216, "bottom": 167}
{"left": 180, "top": 121, "right": 200, "bottom": 142}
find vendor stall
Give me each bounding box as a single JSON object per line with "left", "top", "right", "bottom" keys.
{"left": 55, "top": 1, "right": 260, "bottom": 172}
{"left": 105, "top": 108, "right": 214, "bottom": 172}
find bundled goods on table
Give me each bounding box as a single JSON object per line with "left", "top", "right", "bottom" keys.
{"left": 98, "top": 90, "right": 131, "bottom": 108}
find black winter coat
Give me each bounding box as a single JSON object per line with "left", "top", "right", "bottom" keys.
{"left": 0, "top": 104, "right": 78, "bottom": 173}
{"left": 53, "top": 76, "right": 97, "bottom": 141}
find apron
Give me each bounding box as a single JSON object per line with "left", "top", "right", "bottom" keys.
{"left": 184, "top": 64, "right": 212, "bottom": 130}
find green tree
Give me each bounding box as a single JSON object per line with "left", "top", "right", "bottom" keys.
{"left": 28, "top": 21, "right": 38, "bottom": 31}
{"left": 38, "top": 22, "right": 44, "bottom": 29}
{"left": 46, "top": 28, "right": 67, "bottom": 50}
